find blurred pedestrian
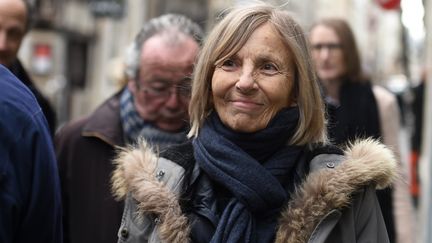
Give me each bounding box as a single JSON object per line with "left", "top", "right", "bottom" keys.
{"left": 310, "top": 17, "right": 415, "bottom": 243}
{"left": 0, "top": 0, "right": 56, "bottom": 135}
{"left": 55, "top": 14, "right": 202, "bottom": 243}
{"left": 0, "top": 65, "right": 62, "bottom": 243}
{"left": 112, "top": 3, "right": 397, "bottom": 242}
{"left": 410, "top": 68, "right": 426, "bottom": 206}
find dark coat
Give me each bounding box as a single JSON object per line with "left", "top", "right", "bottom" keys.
{"left": 9, "top": 59, "right": 57, "bottom": 135}
{"left": 0, "top": 65, "right": 63, "bottom": 243}
{"left": 112, "top": 138, "right": 397, "bottom": 243}
{"left": 55, "top": 91, "right": 125, "bottom": 243}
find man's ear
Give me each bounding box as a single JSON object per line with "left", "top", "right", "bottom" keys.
{"left": 128, "top": 79, "right": 137, "bottom": 94}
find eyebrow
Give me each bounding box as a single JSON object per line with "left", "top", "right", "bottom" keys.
{"left": 230, "top": 52, "right": 286, "bottom": 65}
{"left": 256, "top": 53, "right": 284, "bottom": 64}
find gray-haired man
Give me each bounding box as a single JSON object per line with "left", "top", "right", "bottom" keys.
{"left": 55, "top": 14, "right": 202, "bottom": 243}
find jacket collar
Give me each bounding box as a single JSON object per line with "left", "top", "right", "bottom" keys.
{"left": 112, "top": 138, "right": 397, "bottom": 242}
{"left": 82, "top": 89, "right": 124, "bottom": 147}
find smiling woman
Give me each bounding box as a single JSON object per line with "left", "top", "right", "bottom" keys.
{"left": 112, "top": 2, "right": 398, "bottom": 243}
{"left": 189, "top": 6, "right": 326, "bottom": 145}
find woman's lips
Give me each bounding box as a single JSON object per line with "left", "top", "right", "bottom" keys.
{"left": 230, "top": 99, "right": 263, "bottom": 110}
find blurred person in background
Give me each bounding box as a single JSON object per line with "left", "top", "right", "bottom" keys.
{"left": 112, "top": 3, "right": 396, "bottom": 242}
{"left": 310, "top": 17, "right": 416, "bottom": 243}
{"left": 0, "top": 0, "right": 56, "bottom": 135}
{"left": 410, "top": 68, "right": 427, "bottom": 206}
{"left": 55, "top": 14, "right": 202, "bottom": 243}
{"left": 0, "top": 65, "right": 62, "bottom": 243}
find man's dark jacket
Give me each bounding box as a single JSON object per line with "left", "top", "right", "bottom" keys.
{"left": 9, "top": 59, "right": 56, "bottom": 135}
{"left": 55, "top": 91, "right": 125, "bottom": 243}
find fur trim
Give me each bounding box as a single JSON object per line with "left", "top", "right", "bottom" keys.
{"left": 275, "top": 138, "right": 398, "bottom": 243}
{"left": 111, "top": 139, "right": 190, "bottom": 243}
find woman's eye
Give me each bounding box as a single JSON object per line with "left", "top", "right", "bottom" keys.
{"left": 261, "top": 63, "right": 279, "bottom": 75}
{"left": 223, "top": 59, "right": 234, "bottom": 66}
{"left": 220, "top": 59, "right": 237, "bottom": 71}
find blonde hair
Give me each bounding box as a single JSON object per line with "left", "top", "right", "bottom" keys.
{"left": 188, "top": 3, "right": 327, "bottom": 145}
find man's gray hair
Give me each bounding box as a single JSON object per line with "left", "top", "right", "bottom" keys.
{"left": 124, "top": 14, "right": 203, "bottom": 80}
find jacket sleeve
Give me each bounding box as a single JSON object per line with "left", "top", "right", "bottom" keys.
{"left": 0, "top": 108, "right": 63, "bottom": 243}
{"left": 353, "top": 186, "right": 390, "bottom": 243}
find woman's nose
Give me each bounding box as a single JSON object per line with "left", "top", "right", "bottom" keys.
{"left": 236, "top": 66, "right": 257, "bottom": 92}
{"left": 318, "top": 47, "right": 331, "bottom": 59}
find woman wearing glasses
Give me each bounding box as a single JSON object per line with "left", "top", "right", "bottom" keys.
{"left": 309, "top": 18, "right": 415, "bottom": 243}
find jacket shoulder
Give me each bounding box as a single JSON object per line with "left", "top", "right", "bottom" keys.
{"left": 56, "top": 117, "right": 89, "bottom": 140}
{"left": 307, "top": 144, "right": 344, "bottom": 173}
{"left": 276, "top": 138, "right": 397, "bottom": 242}
{"left": 55, "top": 92, "right": 124, "bottom": 148}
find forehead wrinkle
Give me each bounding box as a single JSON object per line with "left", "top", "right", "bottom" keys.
{"left": 254, "top": 53, "right": 284, "bottom": 64}
{"left": 141, "top": 70, "right": 192, "bottom": 85}
{"left": 235, "top": 48, "right": 286, "bottom": 65}
{"left": 140, "top": 59, "right": 194, "bottom": 72}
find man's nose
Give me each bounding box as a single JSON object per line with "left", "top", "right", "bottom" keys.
{"left": 165, "top": 87, "right": 182, "bottom": 109}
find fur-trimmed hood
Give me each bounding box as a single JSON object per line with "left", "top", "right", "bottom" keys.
{"left": 112, "top": 139, "right": 397, "bottom": 243}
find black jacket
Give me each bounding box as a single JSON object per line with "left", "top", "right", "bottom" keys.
{"left": 9, "top": 59, "right": 56, "bottom": 135}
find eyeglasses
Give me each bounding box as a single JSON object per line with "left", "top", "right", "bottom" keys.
{"left": 311, "top": 43, "right": 342, "bottom": 52}
{"left": 136, "top": 77, "right": 192, "bottom": 100}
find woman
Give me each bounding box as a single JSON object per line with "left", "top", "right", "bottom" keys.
{"left": 112, "top": 4, "right": 396, "bottom": 243}
{"left": 309, "top": 18, "right": 415, "bottom": 243}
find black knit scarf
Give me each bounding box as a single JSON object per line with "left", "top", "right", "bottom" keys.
{"left": 192, "top": 107, "right": 304, "bottom": 243}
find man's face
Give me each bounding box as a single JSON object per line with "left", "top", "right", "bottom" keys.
{"left": 0, "top": 0, "right": 27, "bottom": 67}
{"left": 128, "top": 34, "right": 199, "bottom": 132}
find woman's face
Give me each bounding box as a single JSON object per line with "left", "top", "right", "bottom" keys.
{"left": 309, "top": 25, "right": 346, "bottom": 82}
{"left": 211, "top": 23, "right": 295, "bottom": 133}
